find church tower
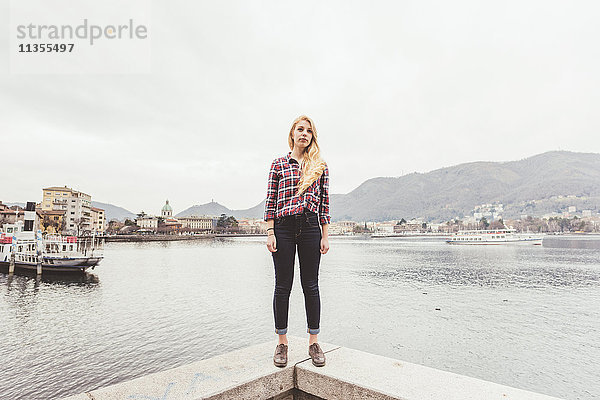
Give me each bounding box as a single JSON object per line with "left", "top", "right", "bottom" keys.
{"left": 161, "top": 200, "right": 173, "bottom": 218}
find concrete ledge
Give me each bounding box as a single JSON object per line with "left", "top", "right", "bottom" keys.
{"left": 61, "top": 337, "right": 562, "bottom": 400}
{"left": 296, "top": 346, "right": 559, "bottom": 400}
{"left": 61, "top": 336, "right": 337, "bottom": 400}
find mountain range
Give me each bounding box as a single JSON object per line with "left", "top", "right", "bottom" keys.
{"left": 331, "top": 151, "right": 600, "bottom": 221}
{"left": 43, "top": 151, "right": 599, "bottom": 223}
{"left": 92, "top": 201, "right": 137, "bottom": 222}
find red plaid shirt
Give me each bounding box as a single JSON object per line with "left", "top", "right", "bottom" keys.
{"left": 264, "top": 153, "right": 331, "bottom": 225}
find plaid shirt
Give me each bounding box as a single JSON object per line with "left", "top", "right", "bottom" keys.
{"left": 264, "top": 153, "right": 331, "bottom": 225}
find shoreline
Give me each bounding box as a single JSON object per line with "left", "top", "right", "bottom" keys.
{"left": 99, "top": 232, "right": 600, "bottom": 243}
{"left": 102, "top": 234, "right": 215, "bottom": 242}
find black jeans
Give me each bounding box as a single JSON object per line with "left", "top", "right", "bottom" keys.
{"left": 272, "top": 210, "right": 322, "bottom": 335}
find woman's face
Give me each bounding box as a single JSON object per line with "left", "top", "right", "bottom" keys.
{"left": 292, "top": 120, "right": 313, "bottom": 151}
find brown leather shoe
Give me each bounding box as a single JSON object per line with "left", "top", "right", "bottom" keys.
{"left": 273, "top": 343, "right": 288, "bottom": 367}
{"left": 308, "top": 343, "right": 326, "bottom": 367}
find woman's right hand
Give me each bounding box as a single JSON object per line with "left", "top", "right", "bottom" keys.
{"left": 267, "top": 234, "right": 277, "bottom": 252}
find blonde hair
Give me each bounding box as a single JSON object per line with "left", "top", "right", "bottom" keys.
{"left": 288, "top": 115, "right": 326, "bottom": 194}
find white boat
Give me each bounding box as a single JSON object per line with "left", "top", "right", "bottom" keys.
{"left": 0, "top": 221, "right": 103, "bottom": 274}
{"left": 446, "top": 229, "right": 543, "bottom": 245}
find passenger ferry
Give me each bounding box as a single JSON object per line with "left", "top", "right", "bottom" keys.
{"left": 446, "top": 229, "right": 543, "bottom": 245}
{"left": 0, "top": 221, "right": 103, "bottom": 274}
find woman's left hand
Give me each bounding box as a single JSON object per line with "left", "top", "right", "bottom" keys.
{"left": 320, "top": 237, "right": 329, "bottom": 254}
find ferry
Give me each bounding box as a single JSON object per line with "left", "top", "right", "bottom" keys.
{"left": 0, "top": 221, "right": 103, "bottom": 274}
{"left": 446, "top": 229, "right": 543, "bottom": 245}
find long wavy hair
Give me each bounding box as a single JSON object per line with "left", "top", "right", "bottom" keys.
{"left": 288, "top": 115, "right": 326, "bottom": 195}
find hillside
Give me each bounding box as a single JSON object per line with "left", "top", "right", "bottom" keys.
{"left": 92, "top": 201, "right": 136, "bottom": 222}
{"left": 331, "top": 151, "right": 600, "bottom": 221}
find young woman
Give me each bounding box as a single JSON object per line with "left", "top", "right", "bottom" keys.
{"left": 264, "top": 115, "right": 330, "bottom": 367}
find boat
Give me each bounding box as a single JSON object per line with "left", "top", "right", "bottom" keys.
{"left": 446, "top": 229, "right": 543, "bottom": 245}
{"left": 0, "top": 221, "right": 103, "bottom": 274}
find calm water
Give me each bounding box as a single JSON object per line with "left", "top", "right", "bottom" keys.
{"left": 1, "top": 236, "right": 599, "bottom": 400}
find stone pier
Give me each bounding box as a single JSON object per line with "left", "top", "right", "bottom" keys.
{"left": 61, "top": 336, "right": 562, "bottom": 400}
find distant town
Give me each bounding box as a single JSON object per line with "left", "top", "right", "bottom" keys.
{"left": 1, "top": 185, "right": 599, "bottom": 237}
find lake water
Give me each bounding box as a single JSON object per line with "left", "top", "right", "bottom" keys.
{"left": 1, "top": 235, "right": 599, "bottom": 400}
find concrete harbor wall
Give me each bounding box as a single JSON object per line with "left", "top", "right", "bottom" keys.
{"left": 61, "top": 336, "right": 562, "bottom": 400}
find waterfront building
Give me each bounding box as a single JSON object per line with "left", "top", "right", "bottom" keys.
{"left": 365, "top": 221, "right": 377, "bottom": 232}
{"left": 236, "top": 218, "right": 267, "bottom": 234}
{"left": 428, "top": 223, "right": 443, "bottom": 232}
{"left": 375, "top": 221, "right": 396, "bottom": 233}
{"left": 329, "top": 221, "right": 357, "bottom": 235}
{"left": 136, "top": 214, "right": 159, "bottom": 232}
{"left": 178, "top": 215, "right": 214, "bottom": 232}
{"left": 394, "top": 218, "right": 426, "bottom": 233}
{"left": 158, "top": 218, "right": 182, "bottom": 234}
{"left": 91, "top": 207, "right": 106, "bottom": 234}
{"left": 42, "top": 186, "right": 93, "bottom": 235}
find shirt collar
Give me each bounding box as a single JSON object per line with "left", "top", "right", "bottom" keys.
{"left": 286, "top": 152, "right": 300, "bottom": 165}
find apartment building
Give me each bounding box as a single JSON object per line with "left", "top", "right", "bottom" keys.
{"left": 42, "top": 186, "right": 92, "bottom": 235}
{"left": 91, "top": 207, "right": 106, "bottom": 234}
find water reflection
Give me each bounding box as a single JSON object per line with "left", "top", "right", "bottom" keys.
{"left": 361, "top": 264, "right": 600, "bottom": 288}
{"left": 1, "top": 271, "right": 100, "bottom": 288}
{"left": 354, "top": 241, "right": 600, "bottom": 289}
{"left": 1, "top": 272, "right": 100, "bottom": 322}
{"left": 543, "top": 236, "right": 600, "bottom": 250}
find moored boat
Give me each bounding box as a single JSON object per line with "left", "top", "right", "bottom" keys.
{"left": 446, "top": 229, "right": 543, "bottom": 245}
{"left": 0, "top": 221, "right": 103, "bottom": 274}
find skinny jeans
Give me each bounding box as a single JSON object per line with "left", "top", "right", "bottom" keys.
{"left": 272, "top": 210, "right": 322, "bottom": 335}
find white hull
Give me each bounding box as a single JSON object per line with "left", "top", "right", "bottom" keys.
{"left": 447, "top": 238, "right": 543, "bottom": 245}
{"left": 0, "top": 257, "right": 101, "bottom": 273}
{"left": 43, "top": 256, "right": 103, "bottom": 267}
{"left": 447, "top": 229, "right": 544, "bottom": 245}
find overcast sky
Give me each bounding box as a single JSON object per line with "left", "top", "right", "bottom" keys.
{"left": 2, "top": 1, "right": 599, "bottom": 215}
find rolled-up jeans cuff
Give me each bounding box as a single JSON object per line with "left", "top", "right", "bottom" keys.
{"left": 307, "top": 327, "right": 320, "bottom": 334}
{"left": 275, "top": 328, "right": 288, "bottom": 335}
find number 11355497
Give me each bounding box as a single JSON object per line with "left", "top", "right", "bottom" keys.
{"left": 18, "top": 43, "right": 74, "bottom": 53}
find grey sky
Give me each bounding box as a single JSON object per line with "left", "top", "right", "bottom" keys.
{"left": 2, "top": 1, "right": 599, "bottom": 216}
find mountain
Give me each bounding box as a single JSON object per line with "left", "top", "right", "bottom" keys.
{"left": 4, "top": 202, "right": 25, "bottom": 208}
{"left": 92, "top": 201, "right": 136, "bottom": 222}
{"left": 233, "top": 199, "right": 266, "bottom": 219}
{"left": 176, "top": 201, "right": 233, "bottom": 218}
{"left": 176, "top": 200, "right": 270, "bottom": 220}
{"left": 331, "top": 151, "right": 600, "bottom": 222}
